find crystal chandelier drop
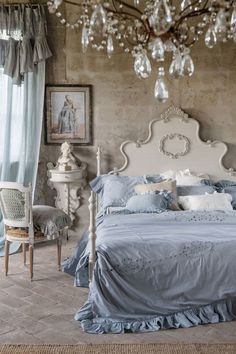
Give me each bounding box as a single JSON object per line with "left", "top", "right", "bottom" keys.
{"left": 47, "top": 0, "right": 236, "bottom": 103}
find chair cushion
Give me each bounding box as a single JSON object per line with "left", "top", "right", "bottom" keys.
{"left": 6, "top": 226, "right": 45, "bottom": 239}
{"left": 33, "top": 206, "right": 71, "bottom": 239}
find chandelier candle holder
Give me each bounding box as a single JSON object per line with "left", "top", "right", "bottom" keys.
{"left": 47, "top": 0, "right": 236, "bottom": 103}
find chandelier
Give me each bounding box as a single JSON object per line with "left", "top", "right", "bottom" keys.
{"left": 47, "top": 0, "right": 236, "bottom": 103}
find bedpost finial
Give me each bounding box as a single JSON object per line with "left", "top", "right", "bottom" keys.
{"left": 96, "top": 146, "right": 101, "bottom": 176}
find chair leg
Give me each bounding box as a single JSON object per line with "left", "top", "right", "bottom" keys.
{"left": 5, "top": 240, "right": 10, "bottom": 276}
{"left": 29, "top": 244, "right": 34, "bottom": 281}
{"left": 22, "top": 243, "right": 27, "bottom": 265}
{"left": 57, "top": 238, "right": 62, "bottom": 271}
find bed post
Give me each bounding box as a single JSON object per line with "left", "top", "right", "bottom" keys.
{"left": 88, "top": 147, "right": 101, "bottom": 282}
{"left": 88, "top": 190, "right": 96, "bottom": 282}
{"left": 97, "top": 146, "right": 101, "bottom": 176}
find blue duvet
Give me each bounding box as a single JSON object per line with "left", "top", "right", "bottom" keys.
{"left": 63, "top": 210, "right": 236, "bottom": 333}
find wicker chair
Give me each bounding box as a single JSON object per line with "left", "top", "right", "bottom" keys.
{"left": 0, "top": 182, "right": 69, "bottom": 280}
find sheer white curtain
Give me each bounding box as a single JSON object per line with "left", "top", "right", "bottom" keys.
{"left": 0, "top": 63, "right": 45, "bottom": 255}
{"left": 0, "top": 68, "right": 24, "bottom": 178}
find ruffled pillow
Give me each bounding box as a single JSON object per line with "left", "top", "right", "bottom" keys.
{"left": 134, "top": 179, "right": 179, "bottom": 211}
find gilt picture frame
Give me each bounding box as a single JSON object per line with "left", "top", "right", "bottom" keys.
{"left": 45, "top": 85, "right": 93, "bottom": 145}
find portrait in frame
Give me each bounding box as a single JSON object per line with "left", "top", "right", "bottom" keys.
{"left": 45, "top": 85, "right": 92, "bottom": 145}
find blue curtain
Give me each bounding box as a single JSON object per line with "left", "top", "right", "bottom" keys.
{"left": 0, "top": 62, "right": 45, "bottom": 256}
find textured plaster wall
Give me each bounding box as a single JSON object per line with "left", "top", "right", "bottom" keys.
{"left": 31, "top": 3, "right": 236, "bottom": 236}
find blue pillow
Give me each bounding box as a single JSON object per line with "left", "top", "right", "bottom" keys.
{"left": 177, "top": 185, "right": 215, "bottom": 196}
{"left": 145, "top": 175, "right": 163, "bottom": 183}
{"left": 90, "top": 175, "right": 147, "bottom": 213}
{"left": 215, "top": 180, "right": 236, "bottom": 190}
{"left": 125, "top": 192, "right": 172, "bottom": 213}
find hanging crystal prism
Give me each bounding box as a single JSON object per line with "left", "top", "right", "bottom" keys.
{"left": 231, "top": 6, "right": 236, "bottom": 33}
{"left": 164, "top": 39, "right": 176, "bottom": 52}
{"left": 48, "top": 4, "right": 57, "bottom": 14}
{"left": 169, "top": 50, "right": 182, "bottom": 78}
{"left": 107, "top": 35, "right": 114, "bottom": 58}
{"left": 81, "top": 26, "right": 90, "bottom": 53}
{"left": 149, "top": 38, "right": 165, "bottom": 61}
{"left": 134, "top": 51, "right": 152, "bottom": 79}
{"left": 205, "top": 26, "right": 217, "bottom": 48}
{"left": 149, "top": 0, "right": 172, "bottom": 36}
{"left": 214, "top": 8, "right": 227, "bottom": 41}
{"left": 154, "top": 67, "right": 169, "bottom": 103}
{"left": 181, "top": 53, "right": 194, "bottom": 76}
{"left": 90, "top": 4, "right": 107, "bottom": 30}
{"left": 180, "top": 0, "right": 192, "bottom": 12}
{"left": 134, "top": 0, "right": 140, "bottom": 7}
{"left": 54, "top": 0, "right": 63, "bottom": 9}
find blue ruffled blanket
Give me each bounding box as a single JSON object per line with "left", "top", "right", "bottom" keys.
{"left": 63, "top": 210, "right": 236, "bottom": 334}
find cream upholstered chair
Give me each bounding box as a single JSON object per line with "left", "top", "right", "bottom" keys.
{"left": 0, "top": 182, "right": 70, "bottom": 280}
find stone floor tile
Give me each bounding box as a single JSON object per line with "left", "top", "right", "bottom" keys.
{"left": 0, "top": 278, "right": 14, "bottom": 289}
{"left": 0, "top": 329, "right": 42, "bottom": 344}
{"left": 0, "top": 293, "right": 29, "bottom": 309}
{"left": 0, "top": 320, "right": 17, "bottom": 336}
{"left": 1, "top": 285, "right": 34, "bottom": 298}
{"left": 23, "top": 293, "right": 58, "bottom": 307}
{"left": 19, "top": 304, "right": 56, "bottom": 321}
{"left": 33, "top": 329, "right": 78, "bottom": 344}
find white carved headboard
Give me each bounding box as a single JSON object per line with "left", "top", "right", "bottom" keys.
{"left": 105, "top": 106, "right": 236, "bottom": 182}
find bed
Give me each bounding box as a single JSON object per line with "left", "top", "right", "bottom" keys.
{"left": 63, "top": 105, "right": 236, "bottom": 334}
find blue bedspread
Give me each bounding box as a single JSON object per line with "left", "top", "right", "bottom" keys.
{"left": 63, "top": 210, "right": 236, "bottom": 333}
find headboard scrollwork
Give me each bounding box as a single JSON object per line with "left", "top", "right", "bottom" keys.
{"left": 96, "top": 105, "right": 236, "bottom": 181}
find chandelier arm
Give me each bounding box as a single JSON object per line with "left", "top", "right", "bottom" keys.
{"left": 174, "top": 0, "right": 208, "bottom": 31}
{"left": 173, "top": 6, "right": 210, "bottom": 34}
{"left": 118, "top": 0, "right": 152, "bottom": 45}
{"left": 176, "top": 8, "right": 211, "bottom": 47}
{"left": 109, "top": 0, "right": 150, "bottom": 45}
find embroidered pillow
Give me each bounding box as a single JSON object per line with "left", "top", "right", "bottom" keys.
{"left": 178, "top": 192, "right": 233, "bottom": 211}
{"left": 134, "top": 179, "right": 177, "bottom": 195}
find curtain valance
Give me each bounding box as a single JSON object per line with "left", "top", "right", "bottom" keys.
{"left": 0, "top": 4, "right": 52, "bottom": 85}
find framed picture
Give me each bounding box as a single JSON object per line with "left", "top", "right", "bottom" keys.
{"left": 45, "top": 85, "right": 93, "bottom": 145}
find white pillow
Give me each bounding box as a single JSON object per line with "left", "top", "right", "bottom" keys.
{"left": 160, "top": 170, "right": 177, "bottom": 180}
{"left": 176, "top": 175, "right": 204, "bottom": 186}
{"left": 178, "top": 192, "right": 233, "bottom": 211}
{"left": 161, "top": 169, "right": 209, "bottom": 185}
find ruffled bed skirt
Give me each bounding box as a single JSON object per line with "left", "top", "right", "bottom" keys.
{"left": 75, "top": 298, "right": 236, "bottom": 334}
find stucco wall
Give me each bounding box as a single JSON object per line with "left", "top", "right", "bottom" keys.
{"left": 4, "top": 1, "right": 235, "bottom": 236}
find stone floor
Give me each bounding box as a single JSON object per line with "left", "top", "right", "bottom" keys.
{"left": 0, "top": 237, "right": 236, "bottom": 344}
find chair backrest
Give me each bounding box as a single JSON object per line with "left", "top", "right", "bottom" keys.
{"left": 0, "top": 182, "right": 32, "bottom": 228}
